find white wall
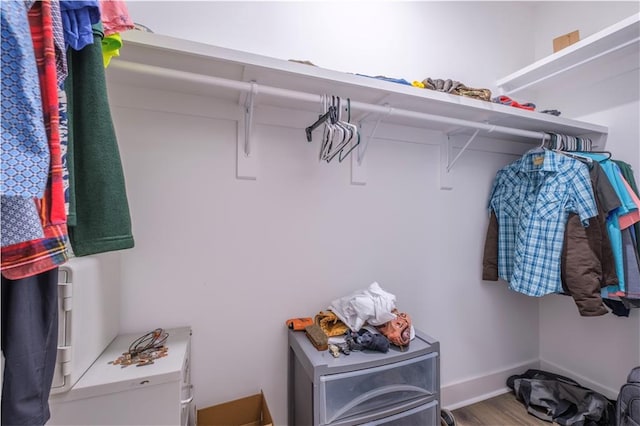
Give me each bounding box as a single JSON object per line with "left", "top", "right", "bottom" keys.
{"left": 125, "top": 1, "right": 535, "bottom": 94}
{"left": 531, "top": 2, "right": 640, "bottom": 61}
{"left": 107, "top": 1, "right": 639, "bottom": 423}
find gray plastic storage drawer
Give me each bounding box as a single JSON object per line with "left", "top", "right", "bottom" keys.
{"left": 319, "top": 352, "right": 438, "bottom": 425}
{"left": 363, "top": 400, "right": 438, "bottom": 426}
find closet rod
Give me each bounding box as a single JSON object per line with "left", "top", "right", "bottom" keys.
{"left": 110, "top": 60, "right": 550, "bottom": 142}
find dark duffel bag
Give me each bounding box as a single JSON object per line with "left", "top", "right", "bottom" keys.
{"left": 508, "top": 369, "right": 616, "bottom": 426}
{"left": 617, "top": 366, "right": 640, "bottom": 426}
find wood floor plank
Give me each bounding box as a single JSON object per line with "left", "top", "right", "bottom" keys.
{"left": 451, "top": 392, "right": 554, "bottom": 426}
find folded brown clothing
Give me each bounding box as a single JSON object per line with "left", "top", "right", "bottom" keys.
{"left": 422, "top": 77, "right": 491, "bottom": 101}
{"left": 453, "top": 86, "right": 492, "bottom": 101}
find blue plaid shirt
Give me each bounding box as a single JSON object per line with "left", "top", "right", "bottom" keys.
{"left": 488, "top": 150, "right": 597, "bottom": 296}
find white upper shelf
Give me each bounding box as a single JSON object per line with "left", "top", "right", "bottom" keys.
{"left": 497, "top": 13, "right": 640, "bottom": 96}
{"left": 112, "top": 30, "right": 608, "bottom": 146}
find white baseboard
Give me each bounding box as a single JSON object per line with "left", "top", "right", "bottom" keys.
{"left": 441, "top": 358, "right": 619, "bottom": 411}
{"left": 538, "top": 358, "right": 619, "bottom": 400}
{"left": 441, "top": 359, "right": 539, "bottom": 410}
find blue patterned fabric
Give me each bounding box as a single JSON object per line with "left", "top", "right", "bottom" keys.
{"left": 50, "top": 0, "right": 67, "bottom": 88}
{"left": 1, "top": 0, "right": 50, "bottom": 198}
{"left": 59, "top": 89, "right": 70, "bottom": 215}
{"left": 488, "top": 150, "right": 597, "bottom": 296}
{"left": 1, "top": 196, "right": 44, "bottom": 247}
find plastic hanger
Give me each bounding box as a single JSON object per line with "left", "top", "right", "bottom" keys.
{"left": 306, "top": 94, "right": 335, "bottom": 143}
{"left": 318, "top": 95, "right": 334, "bottom": 160}
{"left": 554, "top": 149, "right": 593, "bottom": 164}
{"left": 321, "top": 97, "right": 343, "bottom": 161}
{"left": 325, "top": 97, "right": 356, "bottom": 163}
{"left": 338, "top": 99, "right": 361, "bottom": 162}
{"left": 586, "top": 150, "right": 612, "bottom": 160}
{"left": 525, "top": 133, "right": 548, "bottom": 155}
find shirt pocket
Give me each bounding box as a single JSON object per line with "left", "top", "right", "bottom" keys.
{"left": 536, "top": 190, "right": 564, "bottom": 220}
{"left": 500, "top": 192, "right": 521, "bottom": 218}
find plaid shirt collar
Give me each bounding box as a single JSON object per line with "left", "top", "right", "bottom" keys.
{"left": 517, "top": 149, "right": 561, "bottom": 176}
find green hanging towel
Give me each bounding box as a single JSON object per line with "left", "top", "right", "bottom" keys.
{"left": 65, "top": 29, "right": 134, "bottom": 256}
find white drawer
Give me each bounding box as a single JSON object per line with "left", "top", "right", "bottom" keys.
{"left": 319, "top": 352, "right": 438, "bottom": 425}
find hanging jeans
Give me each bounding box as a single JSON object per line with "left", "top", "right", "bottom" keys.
{"left": 1, "top": 268, "right": 59, "bottom": 426}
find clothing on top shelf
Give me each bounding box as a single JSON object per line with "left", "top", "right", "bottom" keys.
{"left": 356, "top": 74, "right": 413, "bottom": 86}
{"left": 422, "top": 77, "right": 492, "bottom": 101}
{"left": 491, "top": 95, "right": 535, "bottom": 111}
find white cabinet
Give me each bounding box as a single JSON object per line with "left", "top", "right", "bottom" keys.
{"left": 288, "top": 329, "right": 440, "bottom": 426}
{"left": 48, "top": 327, "right": 194, "bottom": 426}
{"left": 52, "top": 254, "right": 121, "bottom": 394}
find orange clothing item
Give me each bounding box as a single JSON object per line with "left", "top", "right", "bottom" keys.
{"left": 618, "top": 176, "right": 640, "bottom": 230}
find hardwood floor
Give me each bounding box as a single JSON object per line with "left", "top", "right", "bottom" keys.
{"left": 451, "top": 392, "right": 553, "bottom": 426}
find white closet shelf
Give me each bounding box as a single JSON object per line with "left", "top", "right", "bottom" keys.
{"left": 110, "top": 31, "right": 608, "bottom": 148}
{"left": 496, "top": 13, "right": 640, "bottom": 96}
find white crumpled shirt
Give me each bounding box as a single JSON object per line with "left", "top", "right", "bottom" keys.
{"left": 328, "top": 282, "right": 397, "bottom": 332}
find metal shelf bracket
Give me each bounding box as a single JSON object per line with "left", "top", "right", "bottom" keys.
{"left": 440, "top": 128, "right": 482, "bottom": 190}
{"left": 237, "top": 81, "right": 258, "bottom": 180}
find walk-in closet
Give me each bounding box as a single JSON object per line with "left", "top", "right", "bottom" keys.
{"left": 2, "top": 2, "right": 639, "bottom": 425}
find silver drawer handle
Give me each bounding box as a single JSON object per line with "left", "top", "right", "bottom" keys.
{"left": 327, "top": 384, "right": 432, "bottom": 424}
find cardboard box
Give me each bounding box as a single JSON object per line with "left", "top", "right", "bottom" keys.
{"left": 553, "top": 30, "right": 580, "bottom": 52}
{"left": 197, "top": 391, "right": 273, "bottom": 426}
